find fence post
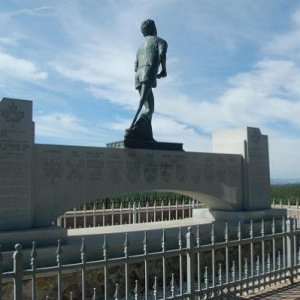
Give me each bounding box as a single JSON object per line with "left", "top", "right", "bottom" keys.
{"left": 83, "top": 203, "right": 87, "bottom": 228}
{"left": 124, "top": 233, "right": 129, "bottom": 300}
{"left": 103, "top": 235, "right": 109, "bottom": 300}
{"left": 143, "top": 231, "right": 148, "bottom": 300}
{"left": 13, "top": 243, "right": 23, "bottom": 300}
{"left": 161, "top": 229, "right": 167, "bottom": 299}
{"left": 186, "top": 227, "right": 195, "bottom": 298}
{"left": 56, "top": 239, "right": 63, "bottom": 300}
{"left": 133, "top": 202, "right": 137, "bottom": 224}
{"left": 31, "top": 242, "right": 37, "bottom": 300}
{"left": 93, "top": 202, "right": 96, "bottom": 227}
{"left": 73, "top": 207, "right": 77, "bottom": 229}
{"left": 81, "top": 238, "right": 86, "bottom": 300}
{"left": 286, "top": 219, "right": 293, "bottom": 273}
{"left": 0, "top": 245, "right": 2, "bottom": 300}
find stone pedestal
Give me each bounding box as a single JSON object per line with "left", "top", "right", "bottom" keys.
{"left": 0, "top": 98, "right": 35, "bottom": 230}
{"left": 107, "top": 140, "right": 183, "bottom": 151}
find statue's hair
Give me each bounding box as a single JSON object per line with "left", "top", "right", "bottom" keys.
{"left": 141, "top": 19, "right": 157, "bottom": 36}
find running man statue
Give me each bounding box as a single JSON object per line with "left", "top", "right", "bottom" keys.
{"left": 127, "top": 19, "right": 168, "bottom": 138}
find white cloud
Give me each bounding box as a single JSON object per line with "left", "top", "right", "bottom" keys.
{"left": 1, "top": 0, "right": 299, "bottom": 178}
{"left": 0, "top": 6, "right": 53, "bottom": 19}
{"left": 269, "top": 137, "right": 300, "bottom": 179}
{"left": 0, "top": 51, "right": 48, "bottom": 81}
{"left": 35, "top": 112, "right": 108, "bottom": 146}
{"left": 264, "top": 8, "right": 300, "bottom": 60}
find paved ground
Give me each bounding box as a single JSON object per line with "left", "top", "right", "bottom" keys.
{"left": 244, "top": 281, "right": 300, "bottom": 300}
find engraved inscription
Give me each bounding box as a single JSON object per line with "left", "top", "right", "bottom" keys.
{"left": 0, "top": 140, "right": 29, "bottom": 154}
{"left": 86, "top": 159, "right": 105, "bottom": 182}
{"left": 66, "top": 159, "right": 85, "bottom": 182}
{"left": 160, "top": 162, "right": 172, "bottom": 182}
{"left": 42, "top": 158, "right": 63, "bottom": 184}
{"left": 126, "top": 160, "right": 141, "bottom": 183}
{"left": 0, "top": 160, "right": 28, "bottom": 179}
{"left": 144, "top": 155, "right": 157, "bottom": 183}
{"left": 175, "top": 163, "right": 187, "bottom": 183}
{"left": 0, "top": 138, "right": 32, "bottom": 229}
{"left": 108, "top": 160, "right": 123, "bottom": 184}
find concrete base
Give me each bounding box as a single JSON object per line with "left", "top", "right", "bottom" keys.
{"left": 0, "top": 226, "right": 67, "bottom": 251}
{"left": 193, "top": 208, "right": 287, "bottom": 223}
{"left": 107, "top": 139, "right": 183, "bottom": 151}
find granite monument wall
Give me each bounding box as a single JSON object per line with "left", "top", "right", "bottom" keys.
{"left": 0, "top": 98, "right": 271, "bottom": 231}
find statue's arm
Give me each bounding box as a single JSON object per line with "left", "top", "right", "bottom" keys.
{"left": 134, "top": 50, "right": 139, "bottom": 72}
{"left": 157, "top": 40, "right": 168, "bottom": 78}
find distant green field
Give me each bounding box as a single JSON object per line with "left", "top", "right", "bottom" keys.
{"left": 271, "top": 183, "right": 300, "bottom": 204}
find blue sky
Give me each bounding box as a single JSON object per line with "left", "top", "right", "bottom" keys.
{"left": 0, "top": 0, "right": 300, "bottom": 179}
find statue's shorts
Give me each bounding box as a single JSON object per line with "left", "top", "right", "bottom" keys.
{"left": 135, "top": 65, "right": 157, "bottom": 89}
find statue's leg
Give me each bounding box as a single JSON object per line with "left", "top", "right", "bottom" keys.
{"left": 130, "top": 84, "right": 151, "bottom": 129}
{"left": 143, "top": 89, "right": 154, "bottom": 121}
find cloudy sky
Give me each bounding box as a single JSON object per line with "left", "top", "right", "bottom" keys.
{"left": 0, "top": 0, "right": 300, "bottom": 180}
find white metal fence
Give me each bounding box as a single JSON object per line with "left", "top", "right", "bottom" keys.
{"left": 56, "top": 200, "right": 300, "bottom": 230}
{"left": 57, "top": 200, "right": 205, "bottom": 229}
{"left": 2, "top": 217, "right": 300, "bottom": 299}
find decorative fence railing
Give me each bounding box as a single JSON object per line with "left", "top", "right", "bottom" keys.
{"left": 57, "top": 200, "right": 206, "bottom": 229}
{"left": 3, "top": 217, "right": 300, "bottom": 299}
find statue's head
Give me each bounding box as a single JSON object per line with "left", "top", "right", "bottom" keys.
{"left": 141, "top": 19, "right": 157, "bottom": 37}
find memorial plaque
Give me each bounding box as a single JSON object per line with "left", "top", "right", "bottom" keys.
{"left": 0, "top": 98, "right": 34, "bottom": 230}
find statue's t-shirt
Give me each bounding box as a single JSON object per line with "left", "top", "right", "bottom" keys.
{"left": 135, "top": 35, "right": 168, "bottom": 89}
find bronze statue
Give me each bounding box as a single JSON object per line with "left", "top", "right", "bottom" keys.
{"left": 126, "top": 19, "right": 168, "bottom": 141}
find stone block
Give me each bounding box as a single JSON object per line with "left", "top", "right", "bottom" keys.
{"left": 0, "top": 98, "right": 34, "bottom": 230}
{"left": 213, "top": 127, "right": 271, "bottom": 210}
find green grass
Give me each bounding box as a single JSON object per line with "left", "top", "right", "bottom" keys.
{"left": 271, "top": 183, "right": 300, "bottom": 205}
{"left": 77, "top": 184, "right": 300, "bottom": 210}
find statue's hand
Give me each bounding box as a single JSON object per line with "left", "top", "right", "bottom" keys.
{"left": 157, "top": 69, "right": 167, "bottom": 79}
